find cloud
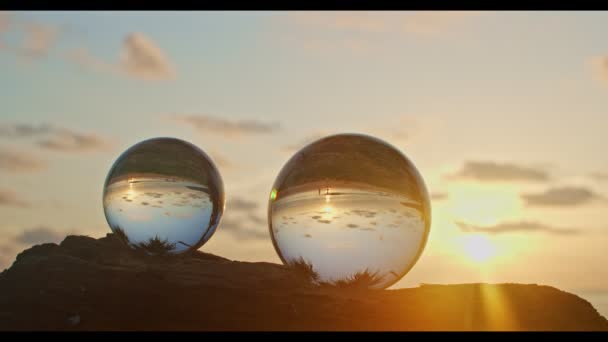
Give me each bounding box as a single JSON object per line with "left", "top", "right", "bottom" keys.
{"left": 0, "top": 13, "right": 61, "bottom": 59}
{"left": 456, "top": 221, "right": 579, "bottom": 235}
{"left": 288, "top": 11, "right": 390, "bottom": 34}
{"left": 521, "top": 186, "right": 602, "bottom": 207}
{"left": 287, "top": 11, "right": 480, "bottom": 36}
{"left": 430, "top": 192, "right": 448, "bottom": 201}
{"left": 65, "top": 47, "right": 114, "bottom": 74}
{"left": 282, "top": 132, "right": 329, "bottom": 153}
{"left": 247, "top": 213, "right": 266, "bottom": 226}
{"left": 590, "top": 172, "right": 608, "bottom": 182}
{"left": 0, "top": 242, "right": 17, "bottom": 270}
{"left": 120, "top": 33, "right": 175, "bottom": 81}
{"left": 0, "top": 14, "right": 175, "bottom": 81}
{"left": 207, "top": 150, "right": 236, "bottom": 171}
{"left": 0, "top": 147, "right": 47, "bottom": 172}
{"left": 15, "top": 226, "right": 65, "bottom": 245}
{"left": 0, "top": 124, "right": 110, "bottom": 153}
{"left": 591, "top": 55, "right": 608, "bottom": 84}
{"left": 281, "top": 11, "right": 482, "bottom": 53}
{"left": 37, "top": 129, "right": 110, "bottom": 152}
{"left": 171, "top": 115, "right": 281, "bottom": 137}
{"left": 0, "top": 123, "right": 53, "bottom": 137}
{"left": 447, "top": 161, "right": 549, "bottom": 182}
{"left": 0, "top": 188, "right": 30, "bottom": 208}
{"left": 228, "top": 197, "right": 259, "bottom": 211}
{"left": 219, "top": 216, "right": 268, "bottom": 241}
{"left": 218, "top": 196, "right": 268, "bottom": 240}
{"left": 403, "top": 11, "right": 481, "bottom": 36}
{"left": 0, "top": 225, "right": 96, "bottom": 270}
{"left": 66, "top": 32, "right": 176, "bottom": 81}
{"left": 0, "top": 11, "right": 10, "bottom": 40}
{"left": 20, "top": 22, "right": 59, "bottom": 59}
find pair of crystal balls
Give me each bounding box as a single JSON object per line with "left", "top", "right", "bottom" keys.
{"left": 102, "top": 134, "right": 431, "bottom": 289}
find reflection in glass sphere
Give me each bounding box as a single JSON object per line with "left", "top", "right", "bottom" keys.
{"left": 268, "top": 133, "right": 431, "bottom": 289}
{"left": 103, "top": 137, "right": 225, "bottom": 255}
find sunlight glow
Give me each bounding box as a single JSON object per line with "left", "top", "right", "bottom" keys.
{"left": 480, "top": 284, "right": 519, "bottom": 330}
{"left": 447, "top": 184, "right": 521, "bottom": 226}
{"left": 462, "top": 235, "right": 496, "bottom": 263}
{"left": 126, "top": 186, "right": 136, "bottom": 197}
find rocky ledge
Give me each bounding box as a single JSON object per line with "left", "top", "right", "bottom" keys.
{"left": 0, "top": 234, "right": 606, "bottom": 331}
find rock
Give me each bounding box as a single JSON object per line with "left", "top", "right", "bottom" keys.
{"left": 0, "top": 234, "right": 606, "bottom": 331}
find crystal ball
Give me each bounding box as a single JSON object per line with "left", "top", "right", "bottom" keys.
{"left": 268, "top": 133, "right": 430, "bottom": 288}
{"left": 103, "top": 137, "right": 225, "bottom": 255}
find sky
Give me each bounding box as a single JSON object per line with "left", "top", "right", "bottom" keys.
{"left": 1, "top": 11, "right": 608, "bottom": 317}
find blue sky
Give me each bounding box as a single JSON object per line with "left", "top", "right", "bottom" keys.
{"left": 1, "top": 10, "right": 608, "bottom": 316}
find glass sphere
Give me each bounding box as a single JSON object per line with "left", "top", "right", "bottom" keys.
{"left": 268, "top": 133, "right": 430, "bottom": 289}
{"left": 103, "top": 137, "right": 225, "bottom": 255}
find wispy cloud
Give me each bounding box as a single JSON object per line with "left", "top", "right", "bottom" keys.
{"left": 590, "top": 172, "right": 608, "bottom": 182}
{"left": 431, "top": 192, "right": 448, "bottom": 201}
{"left": 0, "top": 123, "right": 53, "bottom": 137}
{"left": 456, "top": 221, "right": 580, "bottom": 235}
{"left": 590, "top": 55, "right": 608, "bottom": 84}
{"left": 20, "top": 22, "right": 59, "bottom": 59}
{"left": 521, "top": 186, "right": 602, "bottom": 207}
{"left": 14, "top": 226, "right": 64, "bottom": 245}
{"left": 0, "top": 188, "right": 30, "bottom": 208}
{"left": 0, "top": 13, "right": 175, "bottom": 82}
{"left": 0, "top": 123, "right": 111, "bottom": 153}
{"left": 170, "top": 115, "right": 281, "bottom": 138}
{"left": 37, "top": 129, "right": 109, "bottom": 152}
{"left": 0, "top": 242, "right": 17, "bottom": 270}
{"left": 218, "top": 196, "right": 268, "bottom": 240}
{"left": 0, "top": 13, "right": 61, "bottom": 60}
{"left": 274, "top": 11, "right": 482, "bottom": 54}
{"left": 0, "top": 225, "right": 101, "bottom": 269}
{"left": 446, "top": 161, "right": 549, "bottom": 182}
{"left": 120, "top": 32, "right": 175, "bottom": 81}
{"left": 0, "top": 12, "right": 10, "bottom": 45}
{"left": 219, "top": 216, "right": 268, "bottom": 241}
{"left": 228, "top": 197, "right": 259, "bottom": 211}
{"left": 65, "top": 47, "right": 113, "bottom": 74}
{"left": 281, "top": 132, "right": 329, "bottom": 153}
{"left": 403, "top": 11, "right": 481, "bottom": 36}
{"left": 288, "top": 11, "right": 390, "bottom": 34}
{"left": 0, "top": 146, "right": 47, "bottom": 172}
{"left": 66, "top": 32, "right": 176, "bottom": 81}
{"left": 279, "top": 11, "right": 482, "bottom": 53}
{"left": 207, "top": 150, "right": 236, "bottom": 171}
{"left": 287, "top": 11, "right": 480, "bottom": 36}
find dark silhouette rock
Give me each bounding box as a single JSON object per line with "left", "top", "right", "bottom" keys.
{"left": 0, "top": 234, "right": 606, "bottom": 331}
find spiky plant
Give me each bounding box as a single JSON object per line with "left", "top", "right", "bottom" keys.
{"left": 320, "top": 269, "right": 385, "bottom": 290}
{"left": 287, "top": 256, "right": 320, "bottom": 283}
{"left": 134, "top": 235, "right": 177, "bottom": 256}
{"left": 112, "top": 226, "right": 130, "bottom": 244}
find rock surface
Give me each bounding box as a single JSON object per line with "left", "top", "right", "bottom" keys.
{"left": 0, "top": 234, "right": 607, "bottom": 331}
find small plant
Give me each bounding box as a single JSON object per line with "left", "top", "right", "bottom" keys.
{"left": 320, "top": 269, "right": 385, "bottom": 290}
{"left": 287, "top": 258, "right": 386, "bottom": 290}
{"left": 112, "top": 226, "right": 130, "bottom": 244}
{"left": 134, "top": 235, "right": 177, "bottom": 256}
{"left": 288, "top": 256, "right": 320, "bottom": 283}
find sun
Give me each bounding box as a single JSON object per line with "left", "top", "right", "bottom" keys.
{"left": 461, "top": 234, "right": 496, "bottom": 263}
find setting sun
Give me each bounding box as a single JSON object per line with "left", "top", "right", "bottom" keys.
{"left": 461, "top": 234, "right": 496, "bottom": 263}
